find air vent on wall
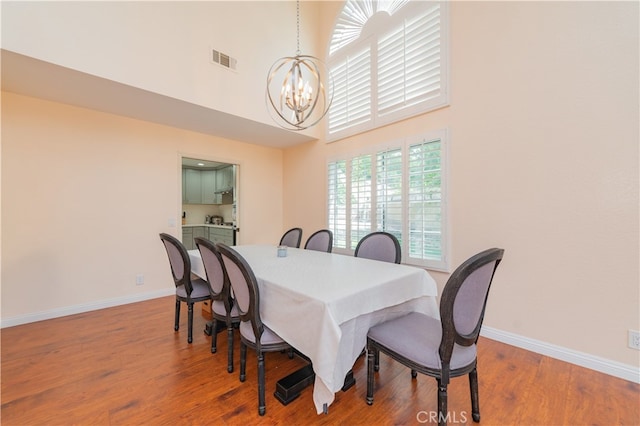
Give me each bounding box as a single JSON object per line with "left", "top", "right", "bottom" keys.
{"left": 211, "top": 48, "right": 237, "bottom": 71}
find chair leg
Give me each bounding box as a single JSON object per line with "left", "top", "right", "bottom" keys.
{"left": 239, "top": 343, "right": 247, "bottom": 382}
{"left": 226, "top": 324, "right": 234, "bottom": 373}
{"left": 257, "top": 351, "right": 266, "bottom": 416}
{"left": 437, "top": 379, "right": 448, "bottom": 426}
{"left": 374, "top": 348, "right": 380, "bottom": 372}
{"left": 174, "top": 299, "right": 180, "bottom": 331}
{"left": 210, "top": 319, "right": 218, "bottom": 353}
{"left": 366, "top": 347, "right": 375, "bottom": 405}
{"left": 411, "top": 369, "right": 417, "bottom": 379}
{"left": 187, "top": 302, "right": 194, "bottom": 344}
{"left": 469, "top": 367, "right": 480, "bottom": 422}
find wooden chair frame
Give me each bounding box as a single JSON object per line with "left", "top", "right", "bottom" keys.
{"left": 194, "top": 237, "right": 240, "bottom": 372}
{"left": 279, "top": 227, "right": 303, "bottom": 248}
{"left": 217, "top": 243, "right": 292, "bottom": 416}
{"left": 354, "top": 231, "right": 402, "bottom": 264}
{"left": 366, "top": 248, "right": 505, "bottom": 426}
{"left": 159, "top": 233, "right": 212, "bottom": 344}
{"left": 303, "top": 229, "right": 333, "bottom": 253}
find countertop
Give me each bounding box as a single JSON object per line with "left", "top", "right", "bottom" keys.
{"left": 183, "top": 224, "right": 235, "bottom": 230}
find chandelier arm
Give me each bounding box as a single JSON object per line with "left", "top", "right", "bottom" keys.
{"left": 298, "top": 58, "right": 323, "bottom": 116}
{"left": 267, "top": 68, "right": 297, "bottom": 125}
{"left": 266, "top": 61, "right": 293, "bottom": 121}
{"left": 281, "top": 65, "right": 297, "bottom": 111}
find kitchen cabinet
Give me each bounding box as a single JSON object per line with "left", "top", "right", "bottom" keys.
{"left": 182, "top": 167, "right": 233, "bottom": 205}
{"left": 193, "top": 226, "right": 206, "bottom": 242}
{"left": 216, "top": 166, "right": 234, "bottom": 191}
{"left": 182, "top": 227, "right": 194, "bottom": 250}
{"left": 201, "top": 170, "right": 216, "bottom": 204}
{"left": 184, "top": 169, "right": 202, "bottom": 204}
{"left": 208, "top": 227, "right": 234, "bottom": 245}
{"left": 213, "top": 166, "right": 234, "bottom": 204}
{"left": 183, "top": 226, "right": 234, "bottom": 250}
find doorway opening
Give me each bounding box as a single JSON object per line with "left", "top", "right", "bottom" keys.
{"left": 181, "top": 157, "right": 238, "bottom": 249}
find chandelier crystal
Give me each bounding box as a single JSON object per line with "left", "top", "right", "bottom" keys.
{"left": 266, "top": 1, "right": 333, "bottom": 131}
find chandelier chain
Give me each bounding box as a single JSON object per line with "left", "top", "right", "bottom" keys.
{"left": 296, "top": 0, "right": 300, "bottom": 56}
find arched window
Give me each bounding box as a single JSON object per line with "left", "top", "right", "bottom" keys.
{"left": 327, "top": 1, "right": 449, "bottom": 141}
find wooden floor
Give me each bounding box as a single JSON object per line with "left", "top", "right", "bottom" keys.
{"left": 2, "top": 296, "right": 638, "bottom": 425}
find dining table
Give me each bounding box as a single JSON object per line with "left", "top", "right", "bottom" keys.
{"left": 188, "top": 244, "right": 439, "bottom": 414}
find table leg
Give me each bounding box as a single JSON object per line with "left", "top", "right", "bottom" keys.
{"left": 341, "top": 369, "right": 356, "bottom": 391}
{"left": 274, "top": 361, "right": 356, "bottom": 408}
{"left": 203, "top": 320, "right": 227, "bottom": 336}
{"left": 340, "top": 349, "right": 365, "bottom": 391}
{"left": 274, "top": 363, "right": 315, "bottom": 405}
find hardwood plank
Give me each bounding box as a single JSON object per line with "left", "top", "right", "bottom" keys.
{"left": 2, "top": 296, "right": 638, "bottom": 425}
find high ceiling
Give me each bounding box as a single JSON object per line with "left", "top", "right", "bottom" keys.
{"left": 1, "top": 50, "right": 317, "bottom": 149}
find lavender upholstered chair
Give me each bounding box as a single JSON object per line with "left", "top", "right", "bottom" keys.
{"left": 217, "top": 243, "right": 292, "bottom": 416}
{"left": 354, "top": 231, "right": 401, "bottom": 264}
{"left": 366, "top": 248, "right": 505, "bottom": 426}
{"left": 159, "top": 233, "right": 212, "bottom": 344}
{"left": 279, "top": 227, "right": 303, "bottom": 248}
{"left": 303, "top": 229, "right": 333, "bottom": 253}
{"left": 194, "top": 237, "right": 240, "bottom": 371}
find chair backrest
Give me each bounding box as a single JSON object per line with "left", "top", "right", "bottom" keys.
{"left": 354, "top": 231, "right": 401, "bottom": 264}
{"left": 159, "top": 232, "right": 194, "bottom": 295}
{"left": 216, "top": 244, "right": 265, "bottom": 344}
{"left": 304, "top": 229, "right": 333, "bottom": 253}
{"left": 194, "top": 237, "right": 229, "bottom": 304}
{"left": 279, "top": 227, "right": 303, "bottom": 248}
{"left": 438, "top": 248, "right": 504, "bottom": 366}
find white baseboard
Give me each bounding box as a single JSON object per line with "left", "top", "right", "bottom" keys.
{"left": 0, "top": 288, "right": 175, "bottom": 329}
{"left": 481, "top": 326, "right": 640, "bottom": 384}
{"left": 3, "top": 296, "right": 638, "bottom": 384}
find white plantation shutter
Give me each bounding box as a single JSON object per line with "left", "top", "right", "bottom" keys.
{"left": 350, "top": 154, "right": 373, "bottom": 250}
{"left": 328, "top": 46, "right": 372, "bottom": 134}
{"left": 378, "top": 5, "right": 442, "bottom": 116}
{"left": 376, "top": 148, "right": 403, "bottom": 243}
{"left": 328, "top": 160, "right": 347, "bottom": 249}
{"left": 327, "top": 1, "right": 449, "bottom": 140}
{"left": 412, "top": 6, "right": 444, "bottom": 101}
{"left": 327, "top": 130, "right": 448, "bottom": 270}
{"left": 377, "top": 25, "right": 405, "bottom": 113}
{"left": 407, "top": 137, "right": 444, "bottom": 264}
{"left": 329, "top": 61, "right": 349, "bottom": 131}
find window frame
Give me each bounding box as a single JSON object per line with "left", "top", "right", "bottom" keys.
{"left": 327, "top": 129, "right": 450, "bottom": 272}
{"left": 326, "top": 1, "right": 450, "bottom": 142}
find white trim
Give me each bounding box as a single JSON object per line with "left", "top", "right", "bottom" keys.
{"left": 0, "top": 288, "right": 175, "bottom": 329}
{"left": 4, "top": 291, "right": 638, "bottom": 384}
{"left": 481, "top": 326, "right": 640, "bottom": 384}
{"left": 405, "top": 129, "right": 450, "bottom": 272}
{"left": 326, "top": 130, "right": 449, "bottom": 270}
{"left": 326, "top": 1, "right": 450, "bottom": 143}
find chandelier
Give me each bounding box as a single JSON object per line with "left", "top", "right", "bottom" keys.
{"left": 266, "top": 0, "right": 333, "bottom": 131}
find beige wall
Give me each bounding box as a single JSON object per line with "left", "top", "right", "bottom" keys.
{"left": 1, "top": 1, "right": 638, "bottom": 374}
{"left": 1, "top": 1, "right": 320, "bottom": 136}
{"left": 283, "top": 1, "right": 639, "bottom": 367}
{"left": 1, "top": 92, "right": 285, "bottom": 319}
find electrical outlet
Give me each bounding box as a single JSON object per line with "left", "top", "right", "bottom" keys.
{"left": 628, "top": 330, "right": 640, "bottom": 350}
{"left": 136, "top": 274, "right": 144, "bottom": 286}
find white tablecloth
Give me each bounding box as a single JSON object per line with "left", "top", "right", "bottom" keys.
{"left": 189, "top": 245, "right": 439, "bottom": 414}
